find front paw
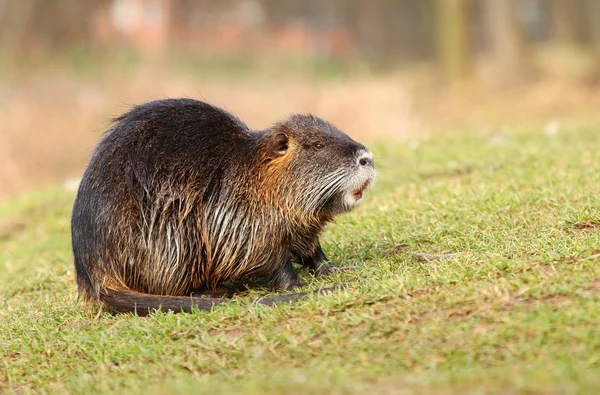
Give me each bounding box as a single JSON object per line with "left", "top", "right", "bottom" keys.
{"left": 315, "top": 263, "right": 356, "bottom": 277}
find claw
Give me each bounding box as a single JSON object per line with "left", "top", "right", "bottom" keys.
{"left": 315, "top": 263, "right": 356, "bottom": 277}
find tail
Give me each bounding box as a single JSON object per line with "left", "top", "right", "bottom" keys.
{"left": 98, "top": 287, "right": 338, "bottom": 316}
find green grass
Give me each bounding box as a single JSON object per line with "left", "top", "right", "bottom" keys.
{"left": 1, "top": 126, "right": 600, "bottom": 394}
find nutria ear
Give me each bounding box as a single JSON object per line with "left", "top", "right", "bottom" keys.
{"left": 268, "top": 132, "right": 289, "bottom": 156}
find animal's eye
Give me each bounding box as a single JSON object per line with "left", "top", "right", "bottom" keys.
{"left": 314, "top": 142, "right": 324, "bottom": 149}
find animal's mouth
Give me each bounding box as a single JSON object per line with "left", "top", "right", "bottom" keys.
{"left": 352, "top": 180, "right": 370, "bottom": 200}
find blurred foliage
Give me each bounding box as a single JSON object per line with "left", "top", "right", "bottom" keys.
{"left": 1, "top": 0, "right": 600, "bottom": 83}
{"left": 3, "top": 0, "right": 600, "bottom": 200}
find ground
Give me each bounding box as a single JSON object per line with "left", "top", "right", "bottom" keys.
{"left": 1, "top": 125, "right": 599, "bottom": 394}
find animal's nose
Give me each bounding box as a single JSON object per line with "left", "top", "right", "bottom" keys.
{"left": 357, "top": 151, "right": 374, "bottom": 167}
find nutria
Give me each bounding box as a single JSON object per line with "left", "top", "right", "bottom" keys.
{"left": 71, "top": 98, "right": 376, "bottom": 315}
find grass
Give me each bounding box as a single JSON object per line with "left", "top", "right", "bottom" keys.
{"left": 1, "top": 126, "right": 600, "bottom": 394}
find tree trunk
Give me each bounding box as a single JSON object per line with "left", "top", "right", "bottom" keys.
{"left": 437, "top": 0, "right": 472, "bottom": 83}
{"left": 483, "top": 0, "right": 528, "bottom": 85}
{"left": 584, "top": 0, "right": 600, "bottom": 84}
{"left": 551, "top": 0, "right": 584, "bottom": 45}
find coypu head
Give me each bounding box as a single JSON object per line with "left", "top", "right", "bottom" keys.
{"left": 259, "top": 114, "right": 376, "bottom": 217}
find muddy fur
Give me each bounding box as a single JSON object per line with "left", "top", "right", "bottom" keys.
{"left": 71, "top": 98, "right": 376, "bottom": 315}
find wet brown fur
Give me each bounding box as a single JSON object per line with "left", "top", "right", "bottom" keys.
{"left": 71, "top": 99, "right": 375, "bottom": 315}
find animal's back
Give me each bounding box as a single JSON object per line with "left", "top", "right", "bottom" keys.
{"left": 72, "top": 99, "right": 253, "bottom": 302}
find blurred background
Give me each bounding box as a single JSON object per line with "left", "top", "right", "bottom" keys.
{"left": 2, "top": 0, "right": 600, "bottom": 201}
